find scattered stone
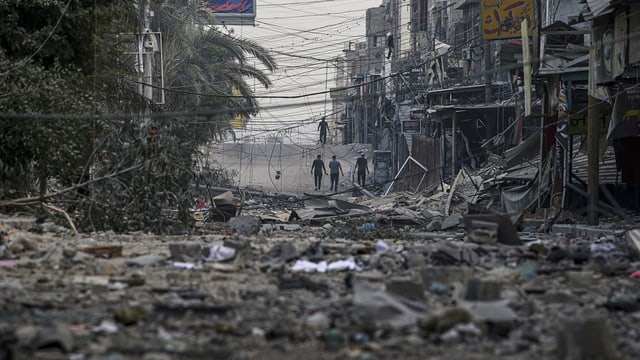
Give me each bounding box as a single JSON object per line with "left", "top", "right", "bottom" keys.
{"left": 441, "top": 213, "right": 463, "bottom": 231}
{"left": 385, "top": 276, "right": 425, "bottom": 301}
{"left": 264, "top": 241, "right": 298, "bottom": 264}
{"left": 228, "top": 215, "right": 260, "bottom": 235}
{"left": 556, "top": 316, "right": 618, "bottom": 360}
{"left": 460, "top": 300, "right": 518, "bottom": 337}
{"left": 464, "top": 278, "right": 502, "bottom": 301}
{"left": 168, "top": 242, "right": 202, "bottom": 262}
{"left": 304, "top": 312, "right": 330, "bottom": 331}
{"left": 125, "top": 255, "right": 166, "bottom": 267}
{"left": 114, "top": 306, "right": 148, "bottom": 325}
{"left": 463, "top": 214, "right": 523, "bottom": 245}
{"left": 202, "top": 243, "right": 236, "bottom": 262}
{"left": 0, "top": 186, "right": 637, "bottom": 359}
{"left": 418, "top": 307, "right": 473, "bottom": 334}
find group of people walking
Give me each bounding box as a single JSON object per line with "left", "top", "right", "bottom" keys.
{"left": 311, "top": 153, "right": 369, "bottom": 192}
{"left": 312, "top": 115, "right": 370, "bottom": 192}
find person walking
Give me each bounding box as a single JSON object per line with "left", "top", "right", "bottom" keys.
{"left": 318, "top": 117, "right": 328, "bottom": 144}
{"left": 328, "top": 155, "right": 344, "bottom": 192}
{"left": 354, "top": 153, "right": 369, "bottom": 187}
{"left": 311, "top": 154, "right": 328, "bottom": 191}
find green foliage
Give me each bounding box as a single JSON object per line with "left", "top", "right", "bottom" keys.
{"left": 75, "top": 120, "right": 196, "bottom": 233}
{"left": 0, "top": 0, "right": 275, "bottom": 234}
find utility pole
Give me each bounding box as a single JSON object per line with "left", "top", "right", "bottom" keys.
{"left": 364, "top": 74, "right": 369, "bottom": 144}
{"left": 587, "top": 12, "right": 600, "bottom": 226}
{"left": 141, "top": 0, "right": 153, "bottom": 102}
{"left": 452, "top": 111, "right": 457, "bottom": 180}
{"left": 484, "top": 41, "right": 492, "bottom": 103}
{"left": 587, "top": 94, "right": 599, "bottom": 225}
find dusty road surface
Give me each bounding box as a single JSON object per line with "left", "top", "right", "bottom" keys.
{"left": 1, "top": 191, "right": 640, "bottom": 360}
{"left": 210, "top": 142, "right": 372, "bottom": 195}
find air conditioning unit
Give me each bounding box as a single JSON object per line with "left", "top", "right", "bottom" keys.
{"left": 461, "top": 48, "right": 471, "bottom": 60}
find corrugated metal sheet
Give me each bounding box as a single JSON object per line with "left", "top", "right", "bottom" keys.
{"left": 584, "top": 0, "right": 614, "bottom": 19}
{"left": 570, "top": 139, "right": 620, "bottom": 184}
{"left": 409, "top": 135, "right": 442, "bottom": 192}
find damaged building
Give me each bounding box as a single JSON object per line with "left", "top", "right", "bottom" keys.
{"left": 333, "top": 0, "right": 640, "bottom": 223}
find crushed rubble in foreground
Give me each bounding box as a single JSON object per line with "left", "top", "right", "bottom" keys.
{"left": 1, "top": 190, "right": 640, "bottom": 360}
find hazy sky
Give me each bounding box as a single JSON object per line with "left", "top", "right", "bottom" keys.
{"left": 228, "top": 0, "right": 383, "bottom": 144}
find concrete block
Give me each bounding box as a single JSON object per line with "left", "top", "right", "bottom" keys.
{"left": 556, "top": 316, "right": 617, "bottom": 360}
{"left": 386, "top": 276, "right": 425, "bottom": 301}
{"left": 463, "top": 214, "right": 522, "bottom": 245}
{"left": 464, "top": 278, "right": 502, "bottom": 301}
{"left": 168, "top": 242, "right": 202, "bottom": 262}
{"left": 228, "top": 215, "right": 260, "bottom": 235}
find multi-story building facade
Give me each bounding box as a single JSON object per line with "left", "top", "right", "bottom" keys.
{"left": 334, "top": 0, "right": 640, "bottom": 216}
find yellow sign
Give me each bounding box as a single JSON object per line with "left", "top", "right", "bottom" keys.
{"left": 481, "top": 0, "right": 535, "bottom": 40}
{"left": 230, "top": 87, "right": 245, "bottom": 129}
{"left": 230, "top": 113, "right": 244, "bottom": 129}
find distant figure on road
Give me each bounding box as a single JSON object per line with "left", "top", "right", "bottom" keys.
{"left": 328, "top": 155, "right": 344, "bottom": 192}
{"left": 318, "top": 117, "right": 328, "bottom": 144}
{"left": 311, "top": 154, "right": 328, "bottom": 191}
{"left": 354, "top": 153, "right": 369, "bottom": 187}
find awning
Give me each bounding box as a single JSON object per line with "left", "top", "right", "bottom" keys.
{"left": 455, "top": 0, "right": 479, "bottom": 10}
{"left": 584, "top": 0, "right": 614, "bottom": 19}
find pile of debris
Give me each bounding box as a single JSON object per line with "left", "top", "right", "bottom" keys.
{"left": 1, "top": 188, "right": 640, "bottom": 359}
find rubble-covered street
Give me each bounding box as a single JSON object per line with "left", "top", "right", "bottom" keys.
{"left": 5, "top": 0, "right": 640, "bottom": 359}
{"left": 2, "top": 185, "right": 640, "bottom": 360}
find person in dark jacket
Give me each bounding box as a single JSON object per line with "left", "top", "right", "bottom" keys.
{"left": 311, "top": 154, "right": 328, "bottom": 191}
{"left": 318, "top": 117, "right": 328, "bottom": 144}
{"left": 354, "top": 153, "right": 369, "bottom": 187}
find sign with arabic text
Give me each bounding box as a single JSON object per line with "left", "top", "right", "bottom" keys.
{"left": 568, "top": 90, "right": 610, "bottom": 135}
{"left": 402, "top": 120, "right": 421, "bottom": 134}
{"left": 481, "top": 0, "right": 535, "bottom": 40}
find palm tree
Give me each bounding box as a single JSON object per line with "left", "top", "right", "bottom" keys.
{"left": 71, "top": 1, "right": 278, "bottom": 233}
{"left": 151, "top": 0, "right": 277, "bottom": 142}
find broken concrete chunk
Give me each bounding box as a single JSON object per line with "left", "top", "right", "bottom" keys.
{"left": 33, "top": 322, "right": 73, "bottom": 353}
{"left": 460, "top": 300, "right": 517, "bottom": 337}
{"left": 466, "top": 220, "right": 499, "bottom": 244}
{"left": 114, "top": 306, "right": 148, "bottom": 326}
{"left": 264, "top": 241, "right": 298, "bottom": 264}
{"left": 463, "top": 214, "right": 523, "bottom": 245}
{"left": 418, "top": 307, "right": 473, "bottom": 334}
{"left": 425, "top": 219, "right": 442, "bottom": 231}
{"left": 556, "top": 316, "right": 618, "bottom": 360}
{"left": 464, "top": 278, "right": 502, "bottom": 301}
{"left": 227, "top": 215, "right": 260, "bottom": 235}
{"left": 420, "top": 266, "right": 472, "bottom": 289}
{"left": 385, "top": 276, "right": 425, "bottom": 301}
{"left": 626, "top": 229, "right": 640, "bottom": 259}
{"left": 168, "top": 242, "right": 202, "bottom": 262}
{"left": 441, "top": 213, "right": 463, "bottom": 230}
{"left": 352, "top": 277, "right": 428, "bottom": 329}
{"left": 430, "top": 243, "right": 479, "bottom": 266}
